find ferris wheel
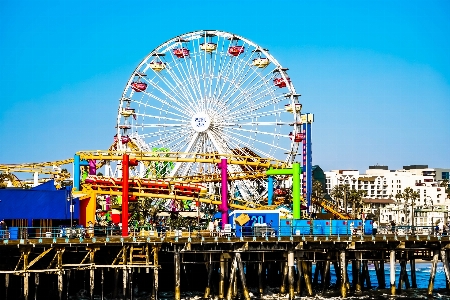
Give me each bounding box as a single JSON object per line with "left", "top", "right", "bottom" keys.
{"left": 116, "top": 30, "right": 302, "bottom": 201}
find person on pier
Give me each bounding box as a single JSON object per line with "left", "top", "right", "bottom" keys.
{"left": 372, "top": 220, "right": 378, "bottom": 236}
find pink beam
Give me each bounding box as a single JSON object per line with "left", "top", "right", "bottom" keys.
{"left": 217, "top": 158, "right": 228, "bottom": 228}
{"left": 122, "top": 154, "right": 129, "bottom": 237}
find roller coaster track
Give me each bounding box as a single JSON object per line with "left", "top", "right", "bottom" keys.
{"left": 312, "top": 197, "right": 350, "bottom": 220}
{"left": 0, "top": 159, "right": 73, "bottom": 172}
{"left": 0, "top": 159, "right": 73, "bottom": 188}
{"left": 76, "top": 150, "right": 288, "bottom": 169}
{"left": 78, "top": 181, "right": 274, "bottom": 211}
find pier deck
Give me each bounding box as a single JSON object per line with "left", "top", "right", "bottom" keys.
{"left": 1, "top": 234, "right": 450, "bottom": 299}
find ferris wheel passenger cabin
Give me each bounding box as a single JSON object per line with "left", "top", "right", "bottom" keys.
{"left": 130, "top": 82, "right": 147, "bottom": 92}
{"left": 228, "top": 45, "right": 245, "bottom": 56}
{"left": 200, "top": 43, "right": 217, "bottom": 52}
{"left": 173, "top": 48, "right": 190, "bottom": 58}
{"left": 149, "top": 61, "right": 166, "bottom": 72}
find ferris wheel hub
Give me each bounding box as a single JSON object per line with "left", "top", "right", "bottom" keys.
{"left": 191, "top": 112, "right": 211, "bottom": 132}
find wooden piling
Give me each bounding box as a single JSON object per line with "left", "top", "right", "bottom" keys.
{"left": 218, "top": 254, "right": 225, "bottom": 299}
{"left": 24, "top": 273, "right": 29, "bottom": 300}
{"left": 23, "top": 248, "right": 30, "bottom": 300}
{"left": 226, "top": 256, "right": 237, "bottom": 300}
{"left": 257, "top": 254, "right": 264, "bottom": 297}
{"left": 390, "top": 250, "right": 396, "bottom": 295}
{"left": 288, "top": 251, "right": 295, "bottom": 300}
{"left": 123, "top": 268, "right": 128, "bottom": 299}
{"left": 57, "top": 248, "right": 64, "bottom": 300}
{"left": 301, "top": 260, "right": 313, "bottom": 296}
{"left": 296, "top": 258, "right": 302, "bottom": 295}
{"left": 101, "top": 269, "right": 104, "bottom": 300}
{"left": 427, "top": 249, "right": 439, "bottom": 296}
{"left": 362, "top": 260, "right": 371, "bottom": 289}
{"left": 333, "top": 258, "right": 341, "bottom": 288}
{"left": 339, "top": 250, "right": 347, "bottom": 298}
{"left": 355, "top": 252, "right": 362, "bottom": 292}
{"left": 204, "top": 255, "right": 214, "bottom": 299}
{"left": 410, "top": 256, "right": 417, "bottom": 288}
{"left": 89, "top": 249, "right": 95, "bottom": 300}
{"left": 441, "top": 249, "right": 450, "bottom": 292}
{"left": 322, "top": 257, "right": 330, "bottom": 292}
{"left": 122, "top": 246, "right": 128, "bottom": 299}
{"left": 174, "top": 250, "right": 181, "bottom": 300}
{"left": 280, "top": 261, "right": 287, "bottom": 294}
{"left": 153, "top": 246, "right": 159, "bottom": 300}
{"left": 35, "top": 273, "right": 39, "bottom": 300}
{"left": 113, "top": 269, "right": 119, "bottom": 298}
{"left": 236, "top": 252, "right": 250, "bottom": 300}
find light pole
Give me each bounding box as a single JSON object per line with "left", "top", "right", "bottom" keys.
{"left": 67, "top": 191, "right": 73, "bottom": 227}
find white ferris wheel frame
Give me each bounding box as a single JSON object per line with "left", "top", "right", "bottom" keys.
{"left": 116, "top": 30, "right": 302, "bottom": 197}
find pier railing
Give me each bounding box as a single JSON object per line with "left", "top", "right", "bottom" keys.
{"left": 0, "top": 224, "right": 444, "bottom": 241}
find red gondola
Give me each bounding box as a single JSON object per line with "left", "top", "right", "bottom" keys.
{"left": 273, "top": 77, "right": 291, "bottom": 88}
{"left": 173, "top": 48, "right": 190, "bottom": 58}
{"left": 121, "top": 136, "right": 130, "bottom": 144}
{"left": 289, "top": 132, "right": 303, "bottom": 142}
{"left": 131, "top": 82, "right": 147, "bottom": 92}
{"left": 228, "top": 46, "right": 245, "bottom": 56}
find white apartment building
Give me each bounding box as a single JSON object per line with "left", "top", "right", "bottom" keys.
{"left": 325, "top": 165, "right": 450, "bottom": 227}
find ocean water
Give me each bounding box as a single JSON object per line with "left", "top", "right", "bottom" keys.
{"left": 69, "top": 262, "right": 450, "bottom": 300}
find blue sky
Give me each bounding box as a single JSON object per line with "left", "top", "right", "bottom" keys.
{"left": 0, "top": 0, "right": 449, "bottom": 173}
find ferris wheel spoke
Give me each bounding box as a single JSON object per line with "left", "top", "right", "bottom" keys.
{"left": 151, "top": 63, "right": 200, "bottom": 114}
{"left": 166, "top": 47, "right": 202, "bottom": 111}
{"left": 218, "top": 46, "right": 259, "bottom": 102}
{"left": 131, "top": 100, "right": 189, "bottom": 120}
{"left": 145, "top": 129, "right": 194, "bottom": 150}
{"left": 210, "top": 38, "right": 232, "bottom": 108}
{"left": 213, "top": 37, "right": 235, "bottom": 98}
{"left": 189, "top": 50, "right": 208, "bottom": 111}
{"left": 224, "top": 126, "right": 288, "bottom": 138}
{"left": 226, "top": 75, "right": 278, "bottom": 113}
{"left": 178, "top": 45, "right": 207, "bottom": 108}
{"left": 221, "top": 127, "right": 290, "bottom": 154}
{"left": 221, "top": 66, "right": 273, "bottom": 110}
{"left": 217, "top": 71, "right": 277, "bottom": 116}
{"left": 141, "top": 80, "right": 193, "bottom": 116}
{"left": 154, "top": 64, "right": 199, "bottom": 112}
{"left": 218, "top": 133, "right": 276, "bottom": 160}
{"left": 177, "top": 54, "right": 205, "bottom": 111}
{"left": 228, "top": 94, "right": 285, "bottom": 119}
{"left": 217, "top": 121, "right": 291, "bottom": 127}
{"left": 186, "top": 51, "right": 204, "bottom": 110}
{"left": 169, "top": 132, "right": 200, "bottom": 176}
{"left": 140, "top": 127, "right": 192, "bottom": 142}
{"left": 231, "top": 108, "right": 285, "bottom": 122}
{"left": 134, "top": 113, "right": 188, "bottom": 123}
{"left": 138, "top": 124, "right": 187, "bottom": 128}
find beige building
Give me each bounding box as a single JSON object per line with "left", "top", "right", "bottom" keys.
{"left": 325, "top": 165, "right": 450, "bottom": 226}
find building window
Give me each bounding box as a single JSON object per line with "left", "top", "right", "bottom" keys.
{"left": 442, "top": 172, "right": 450, "bottom": 180}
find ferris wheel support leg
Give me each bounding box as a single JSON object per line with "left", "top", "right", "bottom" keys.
{"left": 89, "top": 160, "right": 96, "bottom": 175}
{"left": 74, "top": 154, "right": 81, "bottom": 191}
{"left": 292, "top": 163, "right": 301, "bottom": 220}
{"left": 268, "top": 175, "right": 274, "bottom": 205}
{"left": 217, "top": 158, "right": 229, "bottom": 228}
{"left": 122, "top": 154, "right": 129, "bottom": 237}
{"left": 33, "top": 172, "right": 39, "bottom": 187}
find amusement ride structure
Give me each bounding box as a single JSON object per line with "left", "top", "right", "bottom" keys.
{"left": 0, "top": 30, "right": 350, "bottom": 233}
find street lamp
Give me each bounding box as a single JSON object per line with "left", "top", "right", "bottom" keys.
{"left": 67, "top": 191, "right": 73, "bottom": 227}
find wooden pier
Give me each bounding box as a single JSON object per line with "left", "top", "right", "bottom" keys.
{"left": 1, "top": 234, "right": 450, "bottom": 299}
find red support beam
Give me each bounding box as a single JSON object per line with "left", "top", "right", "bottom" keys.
{"left": 122, "top": 153, "right": 129, "bottom": 237}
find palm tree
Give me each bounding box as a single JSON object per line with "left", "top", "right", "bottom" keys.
{"left": 440, "top": 179, "right": 450, "bottom": 199}
{"left": 348, "top": 189, "right": 368, "bottom": 219}
{"left": 312, "top": 179, "right": 325, "bottom": 212}
{"left": 330, "top": 184, "right": 350, "bottom": 213}
{"left": 396, "top": 187, "right": 420, "bottom": 233}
